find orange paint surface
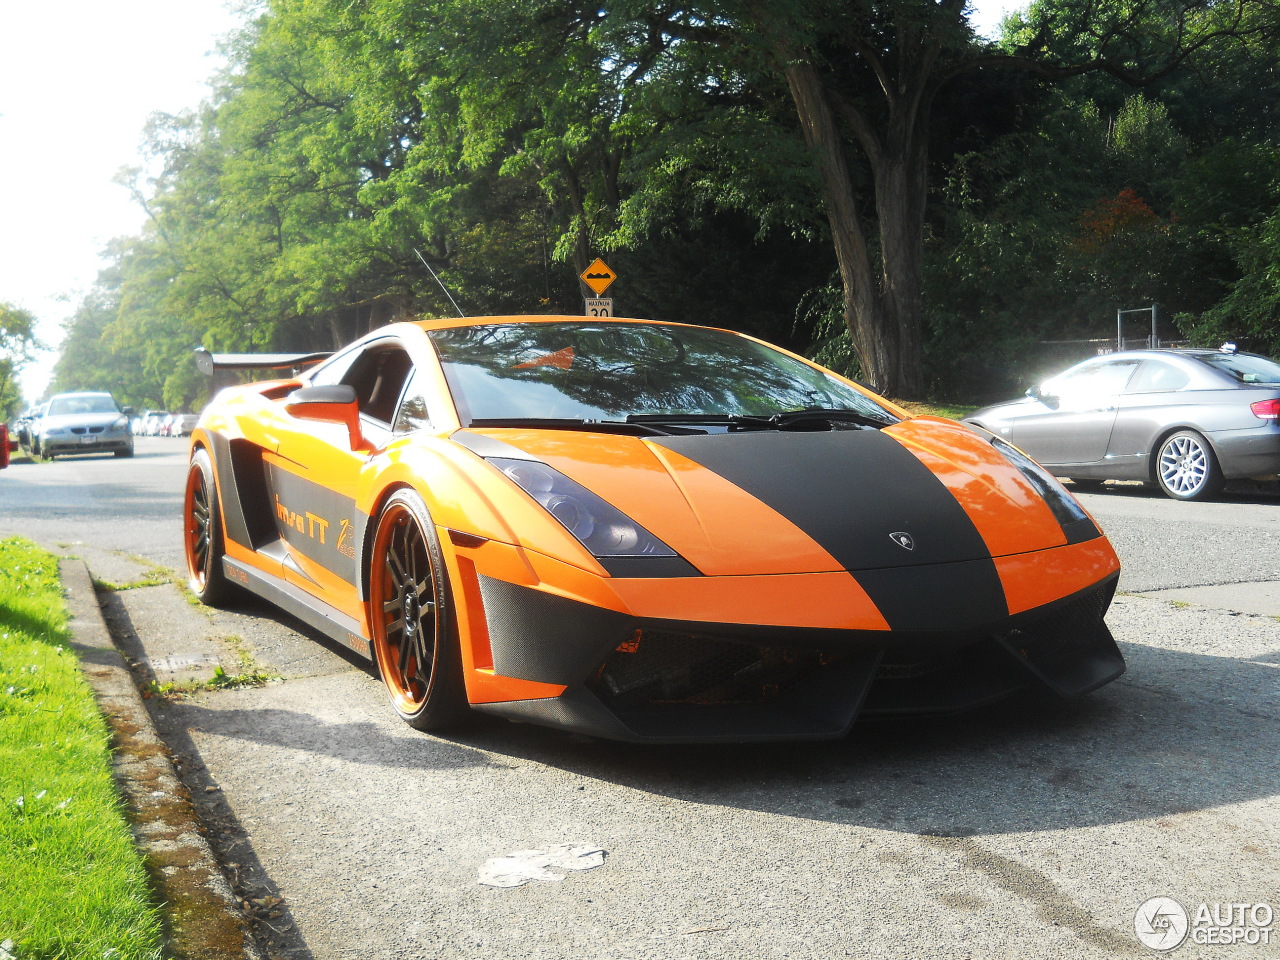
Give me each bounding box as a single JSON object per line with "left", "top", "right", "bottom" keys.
{"left": 995, "top": 538, "right": 1121, "bottom": 615}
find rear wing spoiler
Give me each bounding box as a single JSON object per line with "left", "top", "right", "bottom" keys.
{"left": 194, "top": 347, "right": 332, "bottom": 377}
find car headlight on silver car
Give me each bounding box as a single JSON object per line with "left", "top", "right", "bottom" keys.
{"left": 488, "top": 457, "right": 678, "bottom": 558}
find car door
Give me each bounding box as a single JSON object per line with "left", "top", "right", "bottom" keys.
{"left": 266, "top": 337, "right": 416, "bottom": 616}
{"left": 1105, "top": 358, "right": 1195, "bottom": 468}
{"left": 1007, "top": 358, "right": 1140, "bottom": 465}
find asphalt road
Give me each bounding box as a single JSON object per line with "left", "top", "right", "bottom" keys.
{"left": 1, "top": 439, "right": 1277, "bottom": 959}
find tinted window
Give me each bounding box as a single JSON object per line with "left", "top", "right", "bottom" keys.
{"left": 428, "top": 322, "right": 896, "bottom": 423}
{"left": 393, "top": 371, "right": 433, "bottom": 434}
{"left": 1196, "top": 352, "right": 1280, "bottom": 385}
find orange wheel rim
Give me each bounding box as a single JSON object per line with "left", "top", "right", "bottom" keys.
{"left": 184, "top": 464, "right": 212, "bottom": 590}
{"left": 371, "top": 503, "right": 440, "bottom": 714}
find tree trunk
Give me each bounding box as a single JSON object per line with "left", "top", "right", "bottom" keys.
{"left": 872, "top": 113, "right": 930, "bottom": 399}
{"left": 780, "top": 59, "right": 927, "bottom": 399}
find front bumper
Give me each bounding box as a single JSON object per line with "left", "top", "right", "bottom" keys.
{"left": 468, "top": 570, "right": 1124, "bottom": 743}
{"left": 41, "top": 433, "right": 132, "bottom": 455}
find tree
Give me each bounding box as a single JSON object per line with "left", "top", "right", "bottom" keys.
{"left": 0, "top": 302, "right": 39, "bottom": 418}
{"left": 662, "top": 0, "right": 1276, "bottom": 397}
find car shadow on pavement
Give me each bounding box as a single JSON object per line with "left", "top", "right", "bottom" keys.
{"left": 435, "top": 639, "right": 1278, "bottom": 840}
{"left": 150, "top": 711, "right": 318, "bottom": 960}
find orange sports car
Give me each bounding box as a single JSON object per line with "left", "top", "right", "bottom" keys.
{"left": 184, "top": 315, "right": 1124, "bottom": 742}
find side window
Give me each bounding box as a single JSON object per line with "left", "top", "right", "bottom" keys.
{"left": 1047, "top": 360, "right": 1139, "bottom": 399}
{"left": 329, "top": 344, "right": 414, "bottom": 426}
{"left": 1126, "top": 360, "right": 1191, "bottom": 394}
{"left": 392, "top": 370, "right": 434, "bottom": 434}
{"left": 307, "top": 346, "right": 362, "bottom": 388}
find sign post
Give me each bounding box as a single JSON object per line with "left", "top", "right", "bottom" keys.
{"left": 580, "top": 258, "right": 616, "bottom": 316}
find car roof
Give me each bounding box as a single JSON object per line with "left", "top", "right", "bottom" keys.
{"left": 1071, "top": 348, "right": 1273, "bottom": 366}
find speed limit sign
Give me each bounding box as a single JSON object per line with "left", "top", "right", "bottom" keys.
{"left": 585, "top": 298, "right": 613, "bottom": 317}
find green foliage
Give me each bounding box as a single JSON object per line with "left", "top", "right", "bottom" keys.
{"left": 47, "top": 0, "right": 1280, "bottom": 404}
{"left": 0, "top": 538, "right": 164, "bottom": 960}
{"left": 0, "top": 302, "right": 39, "bottom": 417}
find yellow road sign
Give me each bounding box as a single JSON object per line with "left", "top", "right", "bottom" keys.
{"left": 580, "top": 258, "right": 616, "bottom": 296}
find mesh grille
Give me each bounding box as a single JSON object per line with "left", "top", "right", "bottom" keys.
{"left": 589, "top": 630, "right": 841, "bottom": 709}
{"left": 1001, "top": 584, "right": 1112, "bottom": 666}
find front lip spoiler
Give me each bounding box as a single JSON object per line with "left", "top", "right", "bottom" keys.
{"left": 468, "top": 573, "right": 1123, "bottom": 743}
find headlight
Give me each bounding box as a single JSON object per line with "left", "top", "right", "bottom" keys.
{"left": 988, "top": 436, "right": 1089, "bottom": 527}
{"left": 488, "top": 457, "right": 677, "bottom": 558}
{"left": 112, "top": 416, "right": 129, "bottom": 431}
{"left": 44, "top": 427, "right": 65, "bottom": 436}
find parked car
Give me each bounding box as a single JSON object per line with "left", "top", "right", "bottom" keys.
{"left": 184, "top": 315, "right": 1125, "bottom": 743}
{"left": 140, "top": 410, "right": 170, "bottom": 436}
{"left": 966, "top": 347, "right": 1280, "bottom": 501}
{"left": 32, "top": 392, "right": 134, "bottom": 459}
{"left": 169, "top": 413, "right": 199, "bottom": 436}
{"left": 27, "top": 403, "right": 49, "bottom": 455}
{"left": 13, "top": 408, "right": 37, "bottom": 449}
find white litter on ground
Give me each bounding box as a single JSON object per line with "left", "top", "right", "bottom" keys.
{"left": 478, "top": 843, "right": 606, "bottom": 888}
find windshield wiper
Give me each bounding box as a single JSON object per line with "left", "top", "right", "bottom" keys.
{"left": 627, "top": 409, "right": 896, "bottom": 432}
{"left": 466, "top": 417, "right": 694, "bottom": 437}
{"left": 770, "top": 408, "right": 898, "bottom": 429}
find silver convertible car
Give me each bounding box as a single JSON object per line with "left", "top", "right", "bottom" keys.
{"left": 966, "top": 348, "right": 1280, "bottom": 501}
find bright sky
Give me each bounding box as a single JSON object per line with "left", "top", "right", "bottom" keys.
{"left": 0, "top": 0, "right": 245, "bottom": 401}
{"left": 0, "top": 0, "right": 1012, "bottom": 404}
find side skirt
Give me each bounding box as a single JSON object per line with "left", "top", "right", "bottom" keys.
{"left": 223, "top": 555, "right": 371, "bottom": 660}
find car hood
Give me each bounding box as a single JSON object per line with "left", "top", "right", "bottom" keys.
{"left": 458, "top": 417, "right": 1075, "bottom": 577}
{"left": 40, "top": 412, "right": 125, "bottom": 430}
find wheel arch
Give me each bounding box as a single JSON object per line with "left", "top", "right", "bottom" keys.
{"left": 1146, "top": 423, "right": 1221, "bottom": 483}
{"left": 359, "top": 480, "right": 430, "bottom": 607}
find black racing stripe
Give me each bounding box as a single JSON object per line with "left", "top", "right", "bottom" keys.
{"left": 651, "top": 430, "right": 1008, "bottom": 630}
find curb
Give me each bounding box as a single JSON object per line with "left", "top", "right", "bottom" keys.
{"left": 61, "top": 558, "right": 264, "bottom": 960}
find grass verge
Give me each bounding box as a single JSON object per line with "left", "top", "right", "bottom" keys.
{"left": 892, "top": 399, "right": 980, "bottom": 420}
{"left": 0, "top": 537, "right": 164, "bottom": 960}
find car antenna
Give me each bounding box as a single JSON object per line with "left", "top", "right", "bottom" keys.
{"left": 414, "top": 248, "right": 466, "bottom": 319}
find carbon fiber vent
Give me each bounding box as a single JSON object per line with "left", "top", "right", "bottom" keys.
{"left": 1002, "top": 582, "right": 1113, "bottom": 669}
{"left": 589, "top": 630, "right": 842, "bottom": 709}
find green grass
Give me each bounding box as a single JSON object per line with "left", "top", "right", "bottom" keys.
{"left": 892, "top": 399, "right": 980, "bottom": 420}
{"left": 0, "top": 538, "right": 164, "bottom": 960}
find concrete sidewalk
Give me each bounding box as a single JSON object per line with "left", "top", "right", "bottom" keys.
{"left": 1134, "top": 580, "right": 1280, "bottom": 617}
{"left": 60, "top": 558, "right": 263, "bottom": 960}
{"left": 53, "top": 539, "right": 1280, "bottom": 960}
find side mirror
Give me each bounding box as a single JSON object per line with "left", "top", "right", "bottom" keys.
{"left": 122, "top": 406, "right": 135, "bottom": 418}
{"left": 286, "top": 385, "right": 362, "bottom": 449}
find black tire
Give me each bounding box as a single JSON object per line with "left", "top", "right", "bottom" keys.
{"left": 183, "top": 447, "right": 235, "bottom": 605}
{"left": 114, "top": 446, "right": 134, "bottom": 458}
{"left": 1153, "top": 430, "right": 1224, "bottom": 501}
{"left": 368, "top": 488, "right": 468, "bottom": 731}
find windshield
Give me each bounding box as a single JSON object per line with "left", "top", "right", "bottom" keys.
{"left": 428, "top": 322, "right": 896, "bottom": 425}
{"left": 1196, "top": 352, "right": 1280, "bottom": 385}
{"left": 47, "top": 395, "right": 120, "bottom": 416}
